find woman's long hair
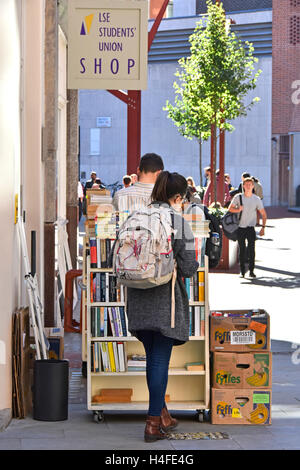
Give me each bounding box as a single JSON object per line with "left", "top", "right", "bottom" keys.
{"left": 151, "top": 171, "right": 188, "bottom": 204}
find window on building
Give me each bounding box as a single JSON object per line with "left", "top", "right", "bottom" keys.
{"left": 90, "top": 128, "right": 100, "bottom": 155}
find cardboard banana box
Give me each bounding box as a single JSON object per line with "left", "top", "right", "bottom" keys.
{"left": 213, "top": 352, "right": 272, "bottom": 389}
{"left": 211, "top": 388, "right": 272, "bottom": 425}
{"left": 210, "top": 309, "right": 270, "bottom": 352}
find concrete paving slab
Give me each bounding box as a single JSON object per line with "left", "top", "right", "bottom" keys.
{"left": 0, "top": 439, "right": 22, "bottom": 450}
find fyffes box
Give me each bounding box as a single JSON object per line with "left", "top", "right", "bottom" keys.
{"left": 213, "top": 352, "right": 272, "bottom": 389}
{"left": 210, "top": 309, "right": 270, "bottom": 352}
{"left": 211, "top": 388, "right": 272, "bottom": 425}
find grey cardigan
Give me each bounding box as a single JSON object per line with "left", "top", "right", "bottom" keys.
{"left": 126, "top": 207, "right": 199, "bottom": 345}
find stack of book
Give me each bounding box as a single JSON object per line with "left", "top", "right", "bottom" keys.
{"left": 185, "top": 361, "right": 205, "bottom": 371}
{"left": 194, "top": 237, "right": 206, "bottom": 267}
{"left": 90, "top": 237, "right": 114, "bottom": 268}
{"left": 184, "top": 272, "right": 205, "bottom": 302}
{"left": 90, "top": 272, "right": 125, "bottom": 303}
{"left": 127, "top": 354, "right": 147, "bottom": 372}
{"left": 91, "top": 306, "right": 130, "bottom": 338}
{"left": 189, "top": 306, "right": 205, "bottom": 337}
{"left": 91, "top": 341, "right": 126, "bottom": 373}
{"left": 95, "top": 211, "right": 128, "bottom": 239}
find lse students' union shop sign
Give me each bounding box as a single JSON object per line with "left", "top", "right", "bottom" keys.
{"left": 68, "top": 0, "right": 148, "bottom": 90}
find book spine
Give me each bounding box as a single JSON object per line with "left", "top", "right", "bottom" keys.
{"left": 119, "top": 307, "right": 127, "bottom": 337}
{"left": 198, "top": 271, "right": 205, "bottom": 302}
{"left": 100, "top": 273, "right": 105, "bottom": 302}
{"left": 185, "top": 278, "right": 190, "bottom": 299}
{"left": 96, "top": 238, "right": 101, "bottom": 268}
{"left": 111, "top": 307, "right": 119, "bottom": 337}
{"left": 96, "top": 274, "right": 100, "bottom": 303}
{"left": 90, "top": 273, "right": 94, "bottom": 303}
{"left": 190, "top": 276, "right": 194, "bottom": 302}
{"left": 91, "top": 307, "right": 95, "bottom": 337}
{"left": 104, "top": 307, "right": 108, "bottom": 337}
{"left": 107, "top": 342, "right": 116, "bottom": 372}
{"left": 115, "top": 307, "right": 123, "bottom": 337}
{"left": 105, "top": 273, "right": 109, "bottom": 302}
{"left": 105, "top": 239, "right": 111, "bottom": 266}
{"left": 100, "top": 342, "right": 108, "bottom": 372}
{"left": 94, "top": 342, "right": 99, "bottom": 372}
{"left": 107, "top": 308, "right": 115, "bottom": 336}
{"left": 200, "top": 306, "right": 205, "bottom": 336}
{"left": 193, "top": 272, "right": 198, "bottom": 301}
{"left": 112, "top": 341, "right": 120, "bottom": 372}
{"left": 117, "top": 342, "right": 125, "bottom": 372}
{"left": 194, "top": 306, "right": 200, "bottom": 337}
{"left": 201, "top": 238, "right": 206, "bottom": 267}
{"left": 100, "top": 307, "right": 105, "bottom": 337}
{"left": 90, "top": 238, "right": 97, "bottom": 268}
{"left": 91, "top": 344, "right": 95, "bottom": 372}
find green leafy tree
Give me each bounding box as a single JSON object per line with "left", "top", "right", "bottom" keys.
{"left": 164, "top": 0, "right": 262, "bottom": 200}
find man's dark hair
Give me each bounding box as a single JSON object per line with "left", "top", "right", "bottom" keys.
{"left": 139, "top": 153, "right": 164, "bottom": 174}
{"left": 242, "top": 172, "right": 251, "bottom": 179}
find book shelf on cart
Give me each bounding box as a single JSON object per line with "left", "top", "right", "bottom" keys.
{"left": 85, "top": 238, "right": 210, "bottom": 423}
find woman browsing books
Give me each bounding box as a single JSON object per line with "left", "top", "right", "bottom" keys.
{"left": 126, "top": 171, "right": 199, "bottom": 442}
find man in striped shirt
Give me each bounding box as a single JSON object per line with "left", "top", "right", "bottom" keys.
{"left": 113, "top": 153, "right": 164, "bottom": 213}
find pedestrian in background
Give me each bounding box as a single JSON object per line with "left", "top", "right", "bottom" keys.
{"left": 203, "top": 169, "right": 231, "bottom": 207}
{"left": 122, "top": 175, "right": 132, "bottom": 188}
{"left": 130, "top": 173, "right": 138, "bottom": 185}
{"left": 228, "top": 177, "right": 267, "bottom": 279}
{"left": 126, "top": 171, "right": 199, "bottom": 442}
{"left": 84, "top": 171, "right": 97, "bottom": 195}
{"left": 204, "top": 167, "right": 211, "bottom": 187}
{"left": 225, "top": 173, "right": 233, "bottom": 191}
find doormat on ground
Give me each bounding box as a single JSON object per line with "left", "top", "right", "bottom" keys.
{"left": 165, "top": 431, "right": 230, "bottom": 440}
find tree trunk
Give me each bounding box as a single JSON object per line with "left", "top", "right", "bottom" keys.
{"left": 198, "top": 135, "right": 203, "bottom": 187}
{"left": 213, "top": 118, "right": 217, "bottom": 205}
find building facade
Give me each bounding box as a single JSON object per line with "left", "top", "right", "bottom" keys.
{"left": 0, "top": 0, "right": 73, "bottom": 421}
{"left": 271, "top": 0, "right": 300, "bottom": 206}
{"left": 79, "top": 0, "right": 274, "bottom": 205}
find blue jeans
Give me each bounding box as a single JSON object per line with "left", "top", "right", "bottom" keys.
{"left": 138, "top": 330, "right": 174, "bottom": 416}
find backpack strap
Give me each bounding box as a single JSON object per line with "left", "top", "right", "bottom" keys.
{"left": 169, "top": 209, "right": 177, "bottom": 329}
{"left": 239, "top": 194, "right": 243, "bottom": 221}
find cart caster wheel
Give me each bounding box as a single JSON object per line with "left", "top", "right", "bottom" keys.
{"left": 93, "top": 411, "right": 104, "bottom": 423}
{"left": 203, "top": 410, "right": 211, "bottom": 423}
{"left": 196, "top": 410, "right": 204, "bottom": 422}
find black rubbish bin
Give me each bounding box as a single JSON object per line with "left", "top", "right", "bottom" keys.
{"left": 33, "top": 359, "right": 69, "bottom": 421}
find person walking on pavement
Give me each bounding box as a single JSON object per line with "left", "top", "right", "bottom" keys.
{"left": 125, "top": 172, "right": 198, "bottom": 442}
{"left": 228, "top": 177, "right": 267, "bottom": 279}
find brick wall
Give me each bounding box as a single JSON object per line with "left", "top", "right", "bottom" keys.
{"left": 272, "top": 0, "right": 300, "bottom": 134}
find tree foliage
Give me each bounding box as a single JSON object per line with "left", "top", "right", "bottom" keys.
{"left": 164, "top": 0, "right": 262, "bottom": 187}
